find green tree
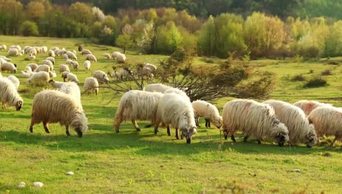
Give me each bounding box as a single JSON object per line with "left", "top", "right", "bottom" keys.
{"left": 153, "top": 21, "right": 183, "bottom": 54}
{"left": 19, "top": 20, "right": 39, "bottom": 36}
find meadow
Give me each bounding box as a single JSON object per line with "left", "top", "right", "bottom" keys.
{"left": 0, "top": 35, "right": 341, "bottom": 193}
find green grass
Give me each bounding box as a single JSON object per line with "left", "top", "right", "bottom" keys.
{"left": 0, "top": 35, "right": 341, "bottom": 193}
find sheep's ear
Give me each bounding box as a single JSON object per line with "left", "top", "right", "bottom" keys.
{"left": 14, "top": 64, "right": 17, "bottom": 67}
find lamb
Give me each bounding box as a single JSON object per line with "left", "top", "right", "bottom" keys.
{"left": 293, "top": 100, "right": 331, "bottom": 116}
{"left": 308, "top": 106, "right": 342, "bottom": 146}
{"left": 114, "top": 90, "right": 164, "bottom": 133}
{"left": 29, "top": 90, "right": 88, "bottom": 137}
{"left": 264, "top": 100, "right": 317, "bottom": 147}
{"left": 1, "top": 62, "right": 17, "bottom": 73}
{"left": 28, "top": 71, "right": 51, "bottom": 86}
{"left": 85, "top": 54, "right": 97, "bottom": 62}
{"left": 0, "top": 77, "right": 23, "bottom": 111}
{"left": 93, "top": 70, "right": 109, "bottom": 84}
{"left": 7, "top": 75, "right": 20, "bottom": 90}
{"left": 112, "top": 51, "right": 126, "bottom": 63}
{"left": 192, "top": 100, "right": 222, "bottom": 129}
{"left": 83, "top": 60, "right": 91, "bottom": 70}
{"left": 144, "top": 83, "right": 173, "bottom": 93}
{"left": 222, "top": 99, "right": 289, "bottom": 146}
{"left": 59, "top": 64, "right": 70, "bottom": 73}
{"left": 154, "top": 93, "right": 197, "bottom": 143}
{"left": 83, "top": 77, "right": 99, "bottom": 95}
{"left": 62, "top": 72, "right": 79, "bottom": 83}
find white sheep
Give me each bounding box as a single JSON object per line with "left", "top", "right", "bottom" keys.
{"left": 7, "top": 48, "right": 20, "bottom": 56}
{"left": 59, "top": 64, "right": 70, "bottom": 73}
{"left": 222, "top": 99, "right": 289, "bottom": 146}
{"left": 83, "top": 60, "right": 91, "bottom": 70}
{"left": 48, "top": 50, "right": 55, "bottom": 57}
{"left": 29, "top": 90, "right": 88, "bottom": 137}
{"left": 42, "top": 59, "right": 54, "bottom": 70}
{"left": 1, "top": 62, "right": 17, "bottom": 73}
{"left": 7, "top": 75, "right": 20, "bottom": 90}
{"left": 81, "top": 49, "right": 92, "bottom": 55}
{"left": 66, "top": 59, "right": 79, "bottom": 70}
{"left": 62, "top": 72, "right": 79, "bottom": 83}
{"left": 144, "top": 83, "right": 173, "bottom": 93}
{"left": 110, "top": 67, "right": 132, "bottom": 81}
{"left": 264, "top": 100, "right": 317, "bottom": 147}
{"left": 49, "top": 80, "right": 82, "bottom": 109}
{"left": 27, "top": 63, "right": 38, "bottom": 72}
{"left": 85, "top": 54, "right": 97, "bottom": 62}
{"left": 192, "top": 100, "right": 222, "bottom": 129}
{"left": 45, "top": 57, "right": 55, "bottom": 64}
{"left": 114, "top": 90, "right": 163, "bottom": 133}
{"left": 93, "top": 70, "right": 109, "bottom": 84}
{"left": 0, "top": 77, "right": 23, "bottom": 111}
{"left": 308, "top": 106, "right": 342, "bottom": 146}
{"left": 136, "top": 63, "right": 157, "bottom": 79}
{"left": 293, "top": 100, "right": 331, "bottom": 116}
{"left": 154, "top": 93, "right": 197, "bottom": 143}
{"left": 0, "top": 44, "right": 7, "bottom": 51}
{"left": 35, "top": 64, "right": 51, "bottom": 73}
{"left": 103, "top": 53, "right": 112, "bottom": 59}
{"left": 66, "top": 51, "right": 77, "bottom": 60}
{"left": 83, "top": 77, "right": 99, "bottom": 95}
{"left": 112, "top": 51, "right": 126, "bottom": 63}
{"left": 28, "top": 71, "right": 51, "bottom": 86}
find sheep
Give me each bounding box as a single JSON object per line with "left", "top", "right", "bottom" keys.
{"left": 144, "top": 83, "right": 173, "bottom": 93}
{"left": 7, "top": 48, "right": 20, "bottom": 56}
{"left": 9, "top": 45, "right": 21, "bottom": 51}
{"left": 103, "top": 53, "right": 112, "bottom": 59}
{"left": 222, "top": 99, "right": 289, "bottom": 146}
{"left": 66, "top": 51, "right": 77, "bottom": 60}
{"left": 42, "top": 59, "right": 54, "bottom": 70}
{"left": 29, "top": 90, "right": 88, "bottom": 137}
{"left": 293, "top": 100, "right": 331, "bottom": 116}
{"left": 35, "top": 65, "right": 51, "bottom": 73}
{"left": 24, "top": 54, "right": 36, "bottom": 61}
{"left": 27, "top": 63, "right": 38, "bottom": 72}
{"left": 62, "top": 72, "right": 79, "bottom": 83}
{"left": 49, "top": 80, "right": 82, "bottom": 109}
{"left": 308, "top": 106, "right": 342, "bottom": 146}
{"left": 1, "top": 62, "right": 17, "bottom": 73}
{"left": 0, "top": 77, "right": 23, "bottom": 111}
{"left": 192, "top": 100, "right": 222, "bottom": 129}
{"left": 48, "top": 50, "right": 55, "bottom": 57}
{"left": 114, "top": 90, "right": 163, "bottom": 133}
{"left": 93, "top": 70, "right": 109, "bottom": 84}
{"left": 154, "top": 93, "right": 197, "bottom": 143}
{"left": 59, "top": 64, "right": 70, "bottom": 73}
{"left": 264, "top": 100, "right": 317, "bottom": 147}
{"left": 7, "top": 75, "right": 20, "bottom": 90}
{"left": 110, "top": 67, "right": 132, "bottom": 81}
{"left": 81, "top": 49, "right": 92, "bottom": 55}
{"left": 27, "top": 71, "right": 50, "bottom": 86}
{"left": 83, "top": 77, "right": 99, "bottom": 95}
{"left": 66, "top": 59, "right": 79, "bottom": 70}
{"left": 112, "top": 51, "right": 126, "bottom": 63}
{"left": 83, "top": 60, "right": 91, "bottom": 70}
{"left": 85, "top": 54, "right": 97, "bottom": 62}
{"left": 45, "top": 57, "right": 55, "bottom": 64}
{"left": 0, "top": 44, "right": 7, "bottom": 51}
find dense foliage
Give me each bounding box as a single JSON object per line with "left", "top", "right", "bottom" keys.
{"left": 1, "top": 0, "right": 342, "bottom": 58}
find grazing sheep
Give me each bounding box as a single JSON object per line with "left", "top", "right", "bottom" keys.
{"left": 49, "top": 80, "right": 82, "bottom": 108}
{"left": 81, "top": 49, "right": 92, "bottom": 55}
{"left": 59, "top": 64, "right": 70, "bottom": 73}
{"left": 110, "top": 67, "right": 132, "bottom": 81}
{"left": 83, "top": 60, "right": 91, "bottom": 70}
{"left": 42, "top": 59, "right": 54, "bottom": 70}
{"left": 27, "top": 63, "right": 38, "bottom": 72}
{"left": 308, "top": 106, "right": 342, "bottom": 146}
{"left": 66, "top": 51, "right": 77, "bottom": 60}
{"left": 0, "top": 44, "right": 7, "bottom": 51}
{"left": 136, "top": 63, "right": 157, "bottom": 79}
{"left": 93, "top": 70, "right": 109, "bottom": 84}
{"left": 1, "top": 62, "right": 17, "bottom": 73}
{"left": 7, "top": 75, "right": 20, "bottom": 90}
{"left": 192, "top": 100, "right": 222, "bottom": 129}
{"left": 294, "top": 100, "right": 331, "bottom": 116}
{"left": 48, "top": 50, "right": 55, "bottom": 57}
{"left": 85, "top": 54, "right": 97, "bottom": 62}
{"left": 63, "top": 54, "right": 69, "bottom": 60}
{"left": 66, "top": 59, "right": 79, "bottom": 70}
{"left": 114, "top": 90, "right": 163, "bottom": 133}
{"left": 112, "top": 51, "right": 126, "bottom": 63}
{"left": 222, "top": 99, "right": 289, "bottom": 146}
{"left": 7, "top": 48, "right": 20, "bottom": 57}
{"left": 35, "top": 65, "right": 51, "bottom": 73}
{"left": 144, "top": 83, "right": 173, "bottom": 93}
{"left": 25, "top": 54, "right": 36, "bottom": 61}
{"left": 29, "top": 90, "right": 88, "bottom": 137}
{"left": 264, "top": 100, "right": 317, "bottom": 147}
{"left": 45, "top": 57, "right": 55, "bottom": 64}
{"left": 0, "top": 77, "right": 23, "bottom": 111}
{"left": 154, "top": 93, "right": 197, "bottom": 143}
{"left": 62, "top": 72, "right": 79, "bottom": 83}
{"left": 83, "top": 77, "right": 99, "bottom": 95}
{"left": 103, "top": 53, "right": 112, "bottom": 59}
{"left": 28, "top": 71, "right": 51, "bottom": 86}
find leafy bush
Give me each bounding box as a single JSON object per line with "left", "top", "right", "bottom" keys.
{"left": 19, "top": 21, "right": 39, "bottom": 36}
{"left": 304, "top": 77, "right": 327, "bottom": 88}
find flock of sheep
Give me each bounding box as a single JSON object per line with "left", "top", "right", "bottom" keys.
{"left": 0, "top": 43, "right": 341, "bottom": 146}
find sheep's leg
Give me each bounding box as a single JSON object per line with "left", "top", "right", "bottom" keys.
{"left": 231, "top": 135, "right": 236, "bottom": 142}
{"left": 175, "top": 128, "right": 179, "bottom": 139}
{"left": 154, "top": 121, "right": 160, "bottom": 135}
{"left": 205, "top": 118, "right": 210, "bottom": 128}
{"left": 132, "top": 120, "right": 141, "bottom": 132}
{"left": 167, "top": 126, "right": 171, "bottom": 136}
{"left": 257, "top": 140, "right": 261, "bottom": 144}
{"left": 195, "top": 117, "right": 200, "bottom": 127}
{"left": 65, "top": 126, "right": 71, "bottom": 136}
{"left": 43, "top": 122, "right": 50, "bottom": 133}
{"left": 95, "top": 89, "right": 98, "bottom": 95}
{"left": 29, "top": 121, "right": 34, "bottom": 133}
{"left": 243, "top": 135, "right": 249, "bottom": 142}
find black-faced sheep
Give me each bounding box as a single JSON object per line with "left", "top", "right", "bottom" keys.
{"left": 222, "top": 99, "right": 289, "bottom": 146}
{"left": 29, "top": 90, "right": 88, "bottom": 137}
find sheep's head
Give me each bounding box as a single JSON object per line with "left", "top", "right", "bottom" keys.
{"left": 71, "top": 112, "right": 88, "bottom": 138}
{"left": 305, "top": 124, "right": 317, "bottom": 148}
{"left": 103, "top": 74, "right": 109, "bottom": 84}
{"left": 272, "top": 122, "right": 289, "bottom": 147}
{"left": 181, "top": 126, "right": 197, "bottom": 144}
{"left": 213, "top": 116, "right": 223, "bottom": 129}
{"left": 15, "top": 100, "right": 23, "bottom": 111}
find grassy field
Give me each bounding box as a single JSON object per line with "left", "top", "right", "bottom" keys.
{"left": 0, "top": 35, "right": 341, "bottom": 193}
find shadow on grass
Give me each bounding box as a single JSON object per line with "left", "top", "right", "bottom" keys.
{"left": 0, "top": 129, "right": 340, "bottom": 156}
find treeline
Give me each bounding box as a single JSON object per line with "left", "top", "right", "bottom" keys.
{"left": 1, "top": 0, "right": 342, "bottom": 58}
